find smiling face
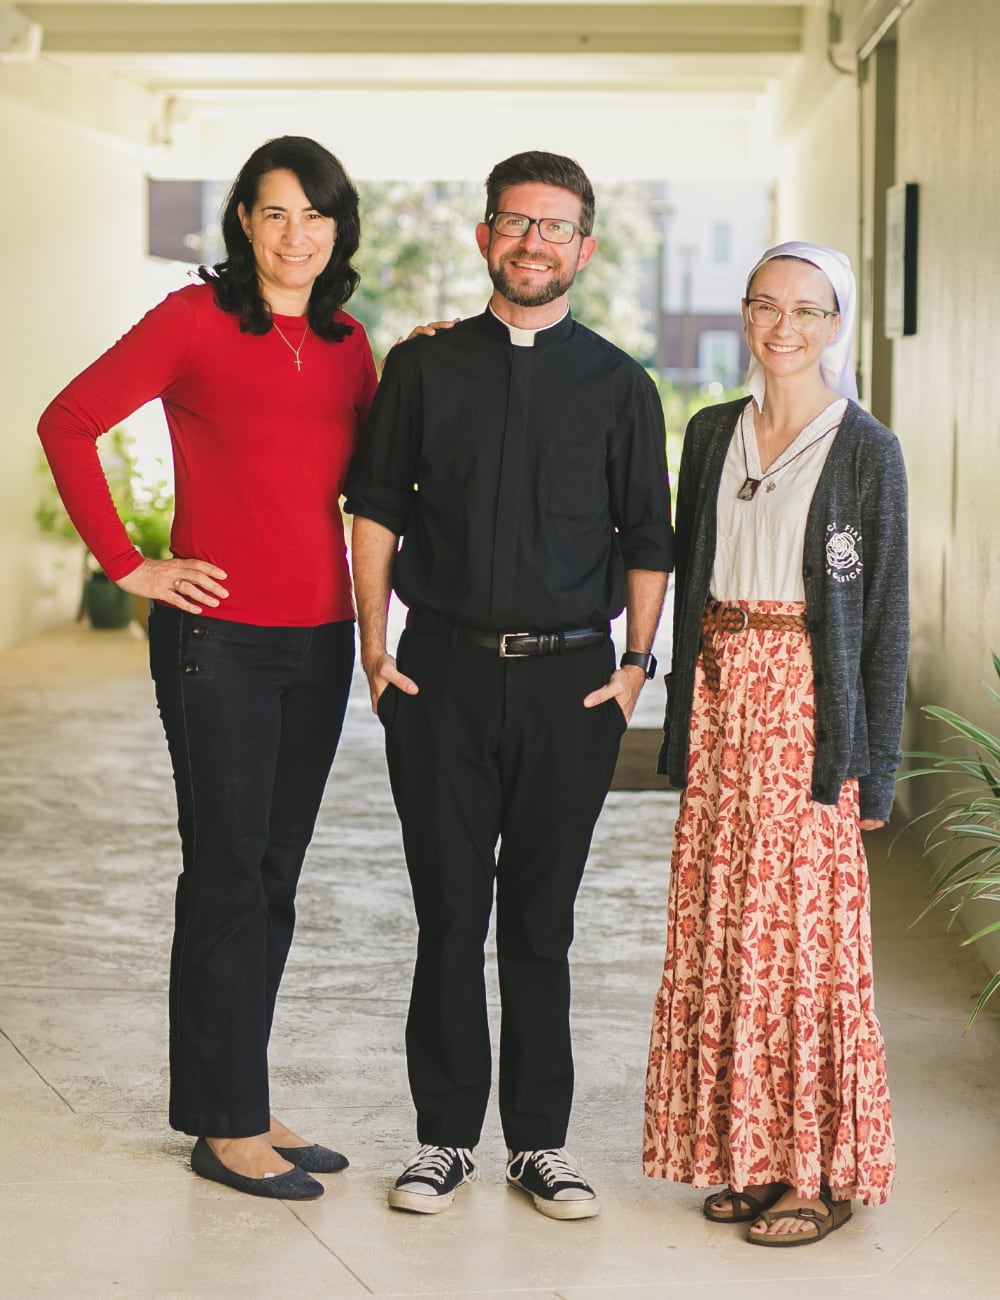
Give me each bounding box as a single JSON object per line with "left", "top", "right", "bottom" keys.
{"left": 238, "top": 167, "right": 337, "bottom": 315}
{"left": 742, "top": 257, "right": 841, "bottom": 386}
{"left": 475, "top": 182, "right": 597, "bottom": 323}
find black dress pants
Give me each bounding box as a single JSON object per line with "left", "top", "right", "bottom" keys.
{"left": 379, "top": 626, "right": 627, "bottom": 1152}
{"left": 148, "top": 605, "right": 354, "bottom": 1138}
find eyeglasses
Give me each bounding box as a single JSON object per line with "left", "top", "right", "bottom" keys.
{"left": 488, "top": 211, "right": 583, "bottom": 245}
{"left": 745, "top": 299, "right": 839, "bottom": 332}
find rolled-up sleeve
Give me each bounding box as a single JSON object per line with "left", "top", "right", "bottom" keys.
{"left": 609, "top": 368, "right": 674, "bottom": 572}
{"left": 343, "top": 346, "right": 420, "bottom": 536}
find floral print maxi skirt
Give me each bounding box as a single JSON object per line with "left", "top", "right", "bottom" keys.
{"left": 643, "top": 601, "right": 895, "bottom": 1205}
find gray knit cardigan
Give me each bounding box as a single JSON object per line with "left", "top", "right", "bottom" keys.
{"left": 658, "top": 396, "right": 909, "bottom": 823}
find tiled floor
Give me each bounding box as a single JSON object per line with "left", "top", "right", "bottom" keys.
{"left": 1, "top": 623, "right": 999, "bottom": 1299}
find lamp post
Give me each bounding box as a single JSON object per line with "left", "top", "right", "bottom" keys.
{"left": 649, "top": 198, "right": 675, "bottom": 383}
{"left": 678, "top": 243, "right": 699, "bottom": 401}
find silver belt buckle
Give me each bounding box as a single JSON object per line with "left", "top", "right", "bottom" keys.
{"left": 499, "top": 631, "right": 531, "bottom": 657}
{"left": 717, "top": 603, "right": 748, "bottom": 633}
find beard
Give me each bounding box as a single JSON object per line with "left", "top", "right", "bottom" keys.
{"left": 488, "top": 247, "right": 579, "bottom": 307}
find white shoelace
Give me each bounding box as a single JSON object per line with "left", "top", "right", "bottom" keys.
{"left": 403, "top": 1144, "right": 476, "bottom": 1182}
{"left": 522, "top": 1148, "right": 587, "bottom": 1187}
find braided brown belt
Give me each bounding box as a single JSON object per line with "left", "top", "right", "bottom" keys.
{"left": 699, "top": 599, "right": 808, "bottom": 693}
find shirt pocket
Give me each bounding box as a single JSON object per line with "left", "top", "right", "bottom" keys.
{"left": 543, "top": 440, "right": 607, "bottom": 521}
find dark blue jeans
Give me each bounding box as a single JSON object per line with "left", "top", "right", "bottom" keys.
{"left": 148, "top": 605, "right": 354, "bottom": 1138}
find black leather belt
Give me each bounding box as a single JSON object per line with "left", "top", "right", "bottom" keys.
{"left": 407, "top": 611, "right": 609, "bottom": 658}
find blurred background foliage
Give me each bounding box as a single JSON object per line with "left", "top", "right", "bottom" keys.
{"left": 351, "top": 178, "right": 739, "bottom": 471}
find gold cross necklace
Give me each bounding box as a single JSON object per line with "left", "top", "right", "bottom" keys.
{"left": 271, "top": 319, "right": 308, "bottom": 372}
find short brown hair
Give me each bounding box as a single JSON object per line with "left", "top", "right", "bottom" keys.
{"left": 484, "top": 151, "right": 595, "bottom": 236}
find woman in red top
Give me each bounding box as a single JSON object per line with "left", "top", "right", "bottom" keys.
{"left": 38, "top": 136, "right": 377, "bottom": 1201}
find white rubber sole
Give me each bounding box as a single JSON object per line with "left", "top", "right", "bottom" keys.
{"left": 507, "top": 1181, "right": 601, "bottom": 1220}
{"left": 387, "top": 1185, "right": 457, "bottom": 1214}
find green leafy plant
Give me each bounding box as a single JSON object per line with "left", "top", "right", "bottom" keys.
{"left": 899, "top": 651, "right": 1000, "bottom": 1025}
{"left": 36, "top": 426, "right": 174, "bottom": 563}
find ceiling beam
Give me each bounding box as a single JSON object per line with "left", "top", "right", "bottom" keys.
{"left": 23, "top": 4, "right": 805, "bottom": 56}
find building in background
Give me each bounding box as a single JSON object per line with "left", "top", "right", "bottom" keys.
{"left": 641, "top": 179, "right": 773, "bottom": 392}
{"left": 147, "top": 174, "right": 772, "bottom": 396}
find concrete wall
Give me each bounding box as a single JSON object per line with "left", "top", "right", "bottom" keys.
{"left": 171, "top": 93, "right": 772, "bottom": 187}
{"left": 892, "top": 0, "right": 1000, "bottom": 741}
{"left": 891, "top": 0, "right": 1000, "bottom": 967}
{"left": 772, "top": 0, "right": 1000, "bottom": 966}
{"left": 773, "top": 0, "right": 1000, "bottom": 753}
{"left": 769, "top": 5, "right": 859, "bottom": 259}
{"left": 0, "top": 57, "right": 175, "bottom": 649}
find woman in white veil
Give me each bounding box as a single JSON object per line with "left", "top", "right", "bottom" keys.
{"left": 644, "top": 242, "right": 909, "bottom": 1246}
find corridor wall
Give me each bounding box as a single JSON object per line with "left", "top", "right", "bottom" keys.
{"left": 890, "top": 0, "right": 1000, "bottom": 754}
{"left": 772, "top": 0, "right": 1000, "bottom": 968}
{"left": 769, "top": 3, "right": 859, "bottom": 262}
{"left": 0, "top": 59, "right": 168, "bottom": 649}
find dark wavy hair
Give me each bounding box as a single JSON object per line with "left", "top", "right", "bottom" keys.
{"left": 484, "top": 150, "right": 595, "bottom": 236}
{"left": 198, "top": 136, "right": 361, "bottom": 342}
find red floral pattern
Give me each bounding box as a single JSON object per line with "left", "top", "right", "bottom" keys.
{"left": 643, "top": 601, "right": 895, "bottom": 1206}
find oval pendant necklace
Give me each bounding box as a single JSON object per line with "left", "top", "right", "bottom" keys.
{"left": 738, "top": 418, "right": 837, "bottom": 500}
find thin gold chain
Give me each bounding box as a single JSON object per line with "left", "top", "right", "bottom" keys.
{"left": 271, "top": 320, "right": 308, "bottom": 372}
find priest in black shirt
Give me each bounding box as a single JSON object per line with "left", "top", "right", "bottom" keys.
{"left": 347, "top": 151, "right": 673, "bottom": 1220}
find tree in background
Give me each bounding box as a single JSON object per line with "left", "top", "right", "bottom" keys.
{"left": 352, "top": 180, "right": 658, "bottom": 365}
{"left": 350, "top": 177, "right": 737, "bottom": 472}
{"left": 570, "top": 182, "right": 658, "bottom": 364}
{"left": 352, "top": 181, "right": 484, "bottom": 360}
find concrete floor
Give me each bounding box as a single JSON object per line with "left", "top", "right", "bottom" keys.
{"left": 2, "top": 620, "right": 1000, "bottom": 1300}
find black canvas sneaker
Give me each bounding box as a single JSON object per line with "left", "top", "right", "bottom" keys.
{"left": 387, "top": 1144, "right": 478, "bottom": 1213}
{"left": 505, "top": 1148, "right": 600, "bottom": 1220}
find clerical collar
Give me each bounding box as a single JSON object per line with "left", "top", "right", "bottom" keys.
{"left": 488, "top": 303, "right": 570, "bottom": 348}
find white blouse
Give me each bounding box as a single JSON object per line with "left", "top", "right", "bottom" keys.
{"left": 711, "top": 398, "right": 847, "bottom": 601}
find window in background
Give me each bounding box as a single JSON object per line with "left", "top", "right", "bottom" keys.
{"left": 698, "top": 330, "right": 741, "bottom": 386}
{"left": 710, "top": 220, "right": 733, "bottom": 266}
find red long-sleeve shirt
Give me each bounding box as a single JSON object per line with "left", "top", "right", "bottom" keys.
{"left": 38, "top": 283, "right": 377, "bottom": 627}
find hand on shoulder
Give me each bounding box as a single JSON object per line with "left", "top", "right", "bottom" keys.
{"left": 379, "top": 318, "right": 461, "bottom": 374}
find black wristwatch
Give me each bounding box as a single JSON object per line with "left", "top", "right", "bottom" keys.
{"left": 620, "top": 651, "right": 657, "bottom": 680}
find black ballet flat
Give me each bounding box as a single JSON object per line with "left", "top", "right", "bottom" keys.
{"left": 191, "top": 1136, "right": 324, "bottom": 1200}
{"left": 273, "top": 1143, "right": 350, "bottom": 1174}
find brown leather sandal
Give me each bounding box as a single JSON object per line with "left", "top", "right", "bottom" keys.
{"left": 702, "top": 1182, "right": 787, "bottom": 1224}
{"left": 745, "top": 1190, "right": 852, "bottom": 1246}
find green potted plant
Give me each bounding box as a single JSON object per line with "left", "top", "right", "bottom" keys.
{"left": 36, "top": 426, "right": 174, "bottom": 631}
{"left": 899, "top": 651, "right": 1000, "bottom": 1025}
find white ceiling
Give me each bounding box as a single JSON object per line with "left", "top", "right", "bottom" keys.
{"left": 19, "top": 1, "right": 814, "bottom": 102}
{"left": 9, "top": 2, "right": 837, "bottom": 179}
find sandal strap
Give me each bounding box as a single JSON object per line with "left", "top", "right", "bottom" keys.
{"left": 754, "top": 1206, "right": 825, "bottom": 1227}
{"left": 707, "top": 1189, "right": 753, "bottom": 1214}
{"left": 751, "top": 1196, "right": 851, "bottom": 1233}
{"left": 706, "top": 1185, "right": 775, "bottom": 1217}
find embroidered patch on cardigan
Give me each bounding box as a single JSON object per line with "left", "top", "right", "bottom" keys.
{"left": 826, "top": 523, "right": 863, "bottom": 583}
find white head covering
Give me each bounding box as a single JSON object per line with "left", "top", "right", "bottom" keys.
{"left": 744, "top": 240, "right": 858, "bottom": 408}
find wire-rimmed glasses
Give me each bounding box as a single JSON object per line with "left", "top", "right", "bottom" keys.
{"left": 745, "top": 299, "right": 839, "bottom": 333}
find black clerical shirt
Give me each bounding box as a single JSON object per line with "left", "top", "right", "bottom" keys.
{"left": 345, "top": 308, "right": 673, "bottom": 630}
